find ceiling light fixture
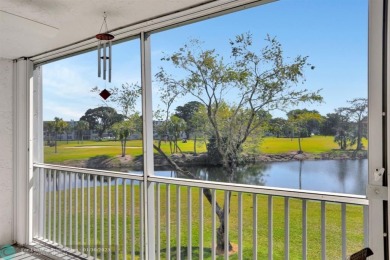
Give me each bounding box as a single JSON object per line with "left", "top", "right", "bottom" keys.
{"left": 96, "top": 12, "right": 114, "bottom": 83}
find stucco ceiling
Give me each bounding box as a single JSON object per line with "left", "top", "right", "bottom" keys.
{"left": 0, "top": 0, "right": 211, "bottom": 60}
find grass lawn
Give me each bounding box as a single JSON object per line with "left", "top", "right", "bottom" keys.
{"left": 44, "top": 139, "right": 207, "bottom": 164}
{"left": 44, "top": 136, "right": 368, "bottom": 164}
{"left": 259, "top": 136, "right": 368, "bottom": 154}
{"left": 46, "top": 183, "right": 365, "bottom": 259}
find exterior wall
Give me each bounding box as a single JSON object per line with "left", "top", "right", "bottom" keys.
{"left": 0, "top": 58, "right": 14, "bottom": 244}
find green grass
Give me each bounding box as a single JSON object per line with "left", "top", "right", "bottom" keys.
{"left": 44, "top": 136, "right": 368, "bottom": 164}
{"left": 45, "top": 184, "right": 365, "bottom": 259}
{"left": 260, "top": 136, "right": 368, "bottom": 154}
{"left": 44, "top": 139, "right": 207, "bottom": 164}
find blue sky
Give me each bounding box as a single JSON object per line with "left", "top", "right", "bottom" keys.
{"left": 43, "top": 0, "right": 368, "bottom": 121}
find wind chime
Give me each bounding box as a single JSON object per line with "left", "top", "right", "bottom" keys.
{"left": 96, "top": 12, "right": 114, "bottom": 100}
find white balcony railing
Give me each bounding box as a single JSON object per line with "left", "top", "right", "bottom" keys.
{"left": 33, "top": 163, "right": 368, "bottom": 259}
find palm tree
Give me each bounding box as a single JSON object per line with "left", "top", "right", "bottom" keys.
{"left": 76, "top": 120, "right": 89, "bottom": 143}
{"left": 53, "top": 117, "right": 68, "bottom": 153}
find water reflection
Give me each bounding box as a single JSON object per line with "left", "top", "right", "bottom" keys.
{"left": 261, "top": 159, "right": 367, "bottom": 195}
{"left": 154, "top": 159, "right": 367, "bottom": 195}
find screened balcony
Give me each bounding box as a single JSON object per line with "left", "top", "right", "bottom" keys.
{"left": 0, "top": 0, "right": 388, "bottom": 260}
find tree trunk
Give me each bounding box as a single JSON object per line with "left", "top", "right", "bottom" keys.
{"left": 194, "top": 135, "right": 197, "bottom": 155}
{"left": 298, "top": 134, "right": 302, "bottom": 153}
{"left": 153, "top": 144, "right": 234, "bottom": 253}
{"left": 356, "top": 122, "right": 363, "bottom": 150}
{"left": 216, "top": 192, "right": 233, "bottom": 253}
{"left": 121, "top": 139, "right": 126, "bottom": 157}
{"left": 55, "top": 134, "right": 58, "bottom": 153}
{"left": 216, "top": 161, "right": 235, "bottom": 253}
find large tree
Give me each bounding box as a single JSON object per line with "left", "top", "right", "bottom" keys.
{"left": 168, "top": 115, "right": 187, "bottom": 153}
{"left": 111, "top": 113, "right": 142, "bottom": 157}
{"left": 320, "top": 112, "right": 342, "bottom": 136}
{"left": 268, "top": 117, "right": 289, "bottom": 138}
{"left": 156, "top": 33, "right": 323, "bottom": 251}
{"left": 287, "top": 110, "right": 323, "bottom": 153}
{"left": 333, "top": 98, "right": 368, "bottom": 150}
{"left": 190, "top": 105, "right": 209, "bottom": 154}
{"left": 174, "top": 101, "right": 204, "bottom": 139}
{"left": 80, "top": 106, "right": 123, "bottom": 138}
{"left": 287, "top": 109, "right": 322, "bottom": 137}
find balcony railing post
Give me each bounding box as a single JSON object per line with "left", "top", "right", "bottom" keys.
{"left": 115, "top": 178, "right": 119, "bottom": 260}
{"left": 81, "top": 173, "right": 85, "bottom": 255}
{"left": 108, "top": 176, "right": 111, "bottom": 260}
{"left": 64, "top": 171, "right": 67, "bottom": 247}
{"left": 94, "top": 175, "right": 97, "bottom": 259}
{"left": 38, "top": 167, "right": 45, "bottom": 238}
{"left": 123, "top": 179, "right": 127, "bottom": 259}
{"left": 75, "top": 173, "right": 78, "bottom": 251}
{"left": 53, "top": 171, "right": 57, "bottom": 244}
{"left": 224, "top": 191, "right": 230, "bottom": 259}
{"left": 321, "top": 201, "right": 326, "bottom": 260}
{"left": 284, "top": 197, "right": 290, "bottom": 260}
{"left": 211, "top": 189, "right": 216, "bottom": 259}
{"left": 156, "top": 183, "right": 161, "bottom": 260}
{"left": 187, "top": 186, "right": 192, "bottom": 260}
{"left": 268, "top": 195, "right": 273, "bottom": 260}
{"left": 166, "top": 184, "right": 171, "bottom": 259}
{"left": 253, "top": 193, "right": 258, "bottom": 260}
{"left": 199, "top": 188, "right": 204, "bottom": 260}
{"left": 238, "top": 192, "right": 243, "bottom": 260}
{"left": 341, "top": 203, "right": 346, "bottom": 259}
{"left": 69, "top": 172, "right": 73, "bottom": 249}
{"left": 48, "top": 169, "right": 52, "bottom": 241}
{"left": 130, "top": 180, "right": 136, "bottom": 259}
{"left": 302, "top": 199, "right": 307, "bottom": 260}
{"left": 176, "top": 185, "right": 181, "bottom": 260}
{"left": 100, "top": 175, "right": 104, "bottom": 260}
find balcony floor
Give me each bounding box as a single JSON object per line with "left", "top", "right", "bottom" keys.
{"left": 1, "top": 244, "right": 48, "bottom": 260}
{"left": 1, "top": 242, "right": 87, "bottom": 260}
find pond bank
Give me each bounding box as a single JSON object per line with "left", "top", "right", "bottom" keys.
{"left": 57, "top": 150, "right": 367, "bottom": 169}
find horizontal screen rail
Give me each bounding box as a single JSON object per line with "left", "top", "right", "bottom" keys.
{"left": 148, "top": 176, "right": 369, "bottom": 205}
{"left": 33, "top": 163, "right": 144, "bottom": 181}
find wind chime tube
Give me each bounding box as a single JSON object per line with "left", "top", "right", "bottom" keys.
{"left": 109, "top": 41, "right": 112, "bottom": 83}
{"left": 98, "top": 41, "right": 101, "bottom": 78}
{"left": 103, "top": 42, "right": 107, "bottom": 80}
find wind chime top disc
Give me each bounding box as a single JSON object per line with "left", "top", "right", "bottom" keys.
{"left": 96, "top": 33, "right": 114, "bottom": 40}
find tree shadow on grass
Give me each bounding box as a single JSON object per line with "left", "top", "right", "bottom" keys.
{"left": 160, "top": 246, "right": 213, "bottom": 259}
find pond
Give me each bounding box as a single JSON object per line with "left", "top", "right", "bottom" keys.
{"left": 146, "top": 159, "right": 368, "bottom": 195}
{"left": 48, "top": 159, "right": 368, "bottom": 196}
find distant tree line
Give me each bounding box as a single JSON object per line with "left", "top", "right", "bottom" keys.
{"left": 169, "top": 98, "right": 367, "bottom": 152}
